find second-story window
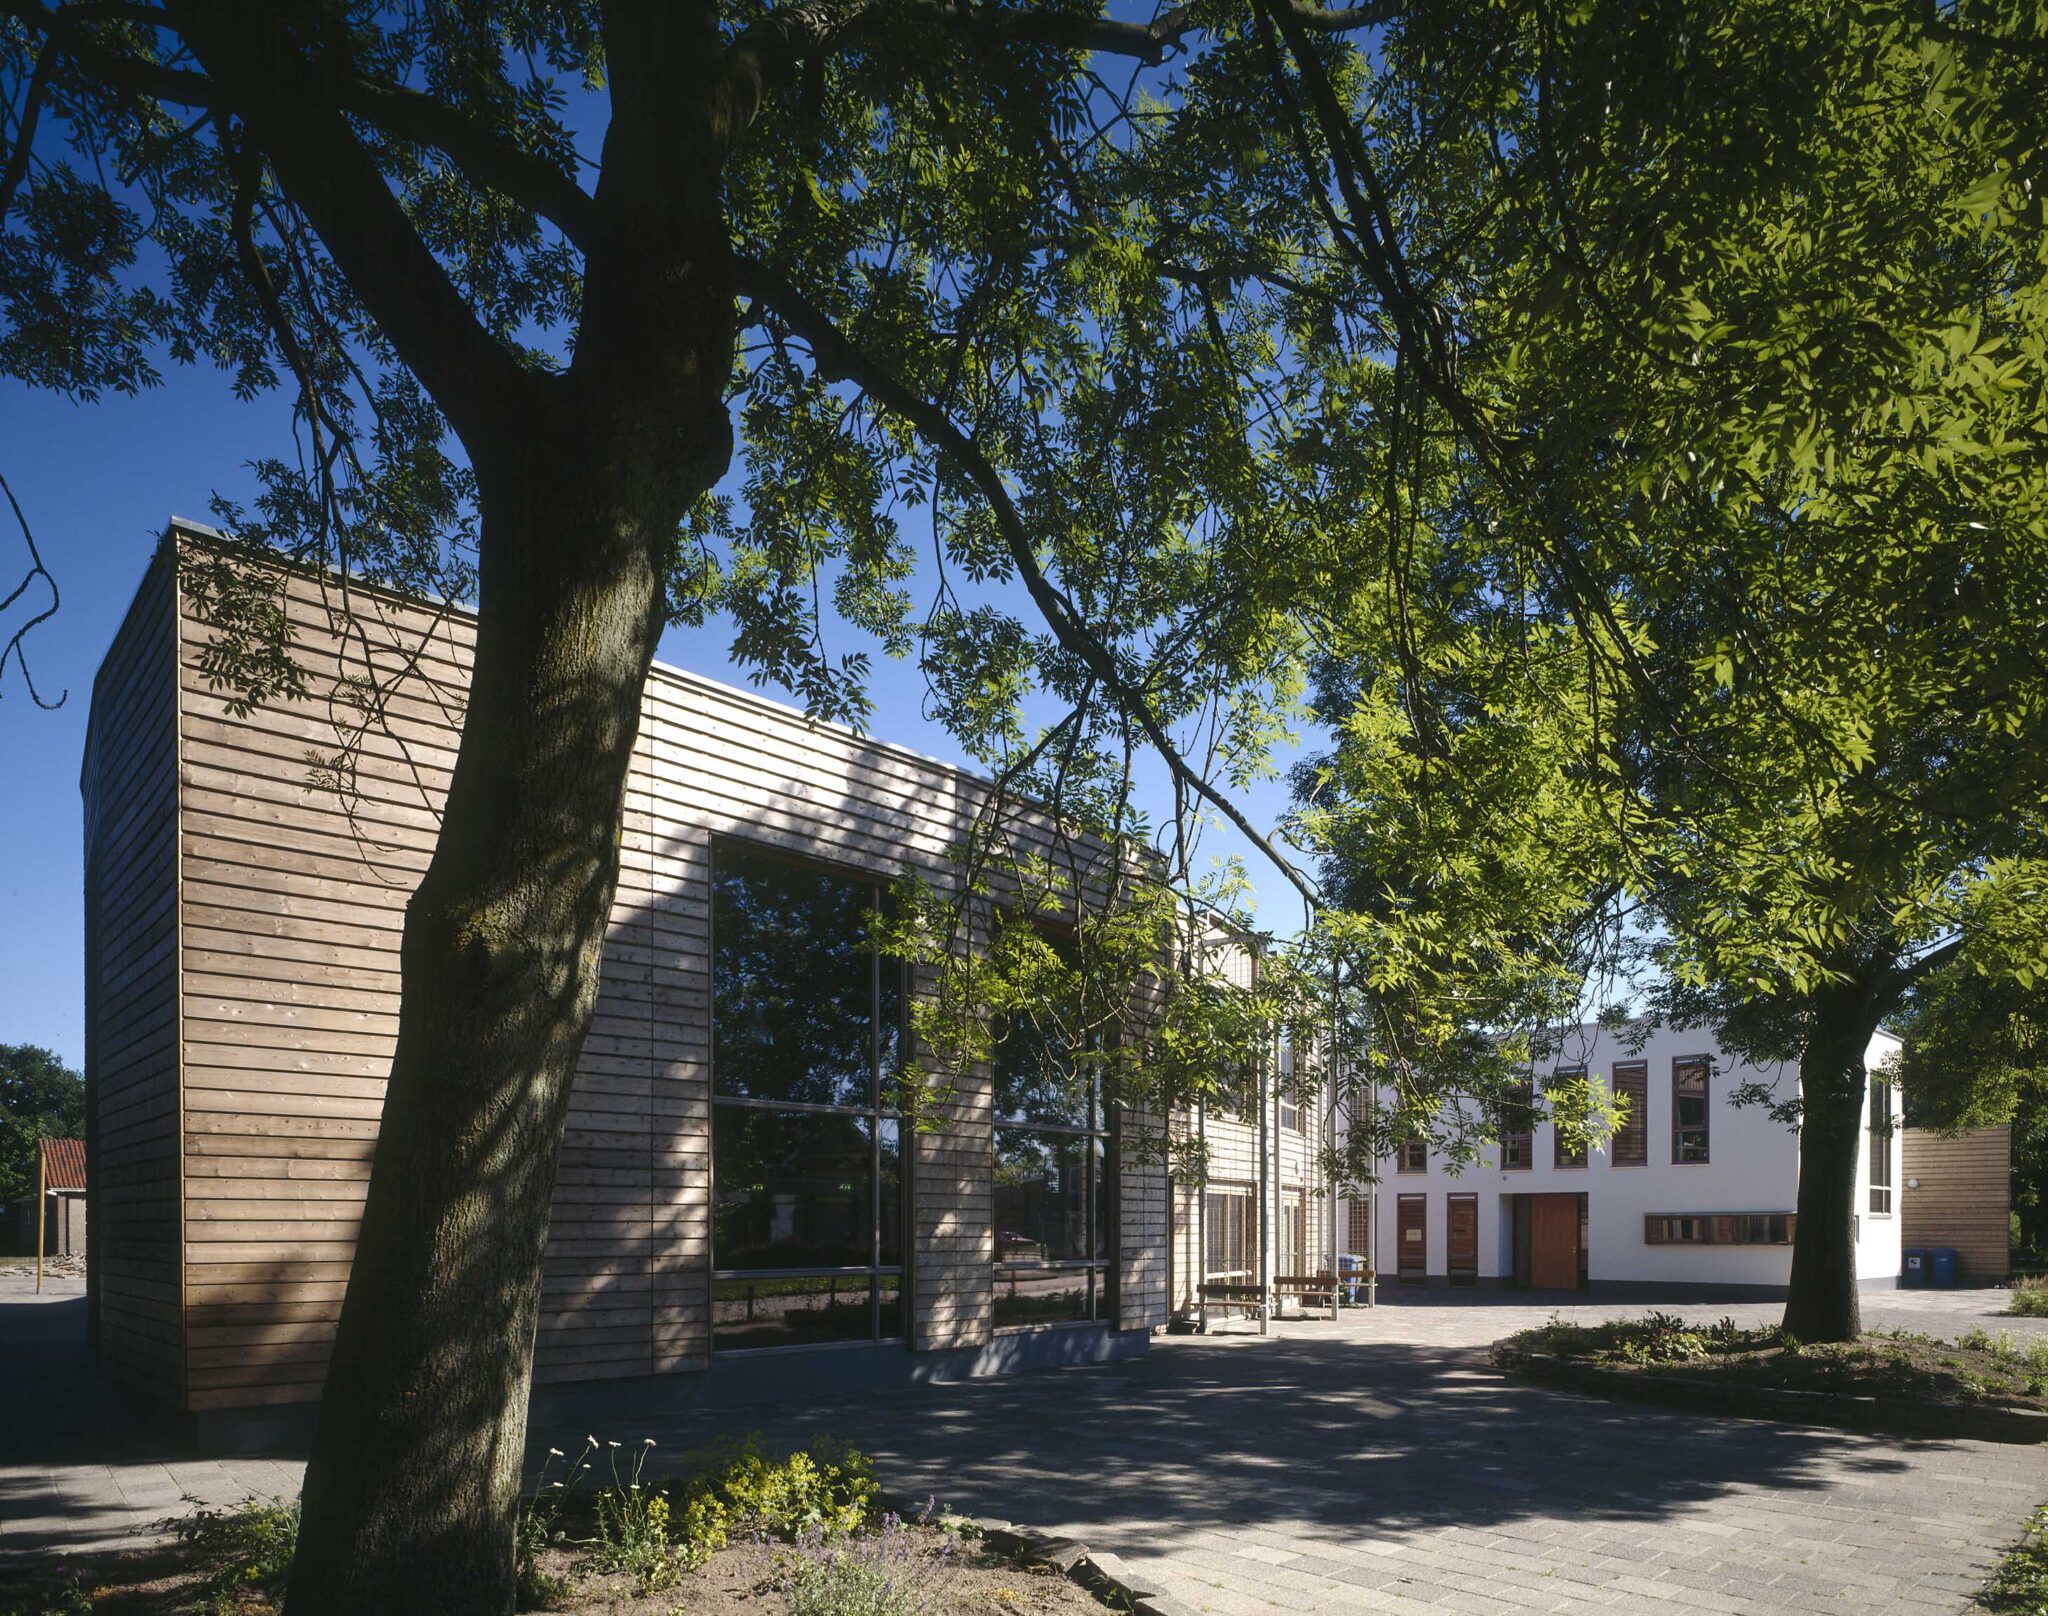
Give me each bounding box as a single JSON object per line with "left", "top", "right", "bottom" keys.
{"left": 1551, "top": 1065, "right": 1588, "bottom": 1168}
{"left": 1501, "top": 1083, "right": 1533, "bottom": 1170}
{"left": 1868, "top": 1078, "right": 1894, "bottom": 1214}
{"left": 1397, "top": 1137, "right": 1427, "bottom": 1173}
{"left": 1611, "top": 1062, "right": 1649, "bottom": 1166}
{"left": 1672, "top": 1056, "right": 1711, "bottom": 1164}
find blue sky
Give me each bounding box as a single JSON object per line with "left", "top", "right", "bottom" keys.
{"left": 0, "top": 362, "right": 1309, "bottom": 1067}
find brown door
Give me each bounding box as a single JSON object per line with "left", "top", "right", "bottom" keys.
{"left": 1397, "top": 1194, "right": 1427, "bottom": 1281}
{"left": 1529, "top": 1193, "right": 1581, "bottom": 1290}
{"left": 1447, "top": 1194, "right": 1478, "bottom": 1282}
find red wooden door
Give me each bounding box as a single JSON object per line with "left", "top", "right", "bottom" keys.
{"left": 1447, "top": 1194, "right": 1478, "bottom": 1281}
{"left": 1529, "top": 1193, "right": 1580, "bottom": 1289}
{"left": 1397, "top": 1194, "right": 1427, "bottom": 1281}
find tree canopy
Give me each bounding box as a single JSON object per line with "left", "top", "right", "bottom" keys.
{"left": 0, "top": 1042, "right": 83, "bottom": 1204}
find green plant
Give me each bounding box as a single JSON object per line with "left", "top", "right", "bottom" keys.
{"left": 780, "top": 1514, "right": 949, "bottom": 1616}
{"left": 588, "top": 1440, "right": 681, "bottom": 1592}
{"left": 1982, "top": 1505, "right": 2048, "bottom": 1615}
{"left": 166, "top": 1496, "right": 300, "bottom": 1615}
{"left": 0, "top": 1566, "right": 93, "bottom": 1616}
{"left": 2009, "top": 1277, "right": 2048, "bottom": 1319}
{"left": 516, "top": 1439, "right": 595, "bottom": 1610}
{"left": 676, "top": 1435, "right": 879, "bottom": 1546}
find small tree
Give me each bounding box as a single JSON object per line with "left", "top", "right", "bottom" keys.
{"left": 0, "top": 1042, "right": 83, "bottom": 1204}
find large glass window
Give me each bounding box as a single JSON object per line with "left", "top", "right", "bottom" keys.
{"left": 711, "top": 844, "right": 904, "bottom": 1352}
{"left": 991, "top": 983, "right": 1114, "bottom": 1328}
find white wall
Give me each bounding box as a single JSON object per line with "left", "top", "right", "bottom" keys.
{"left": 1362, "top": 1022, "right": 1903, "bottom": 1290}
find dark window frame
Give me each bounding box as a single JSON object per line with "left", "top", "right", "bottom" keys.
{"left": 1643, "top": 1212, "right": 1796, "bottom": 1246}
{"left": 1868, "top": 1077, "right": 1894, "bottom": 1216}
{"left": 1611, "top": 1061, "right": 1649, "bottom": 1167}
{"left": 1397, "top": 1137, "right": 1428, "bottom": 1174}
{"left": 1672, "top": 1056, "right": 1712, "bottom": 1165}
{"left": 708, "top": 838, "right": 909, "bottom": 1353}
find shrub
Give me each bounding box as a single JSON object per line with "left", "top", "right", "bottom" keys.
{"left": 165, "top": 1496, "right": 299, "bottom": 1615}
{"left": 779, "top": 1513, "right": 950, "bottom": 1616}
{"left": 2008, "top": 1276, "right": 2048, "bottom": 1318}
{"left": 1982, "top": 1504, "right": 2048, "bottom": 1614}
{"left": 675, "top": 1434, "right": 879, "bottom": 1546}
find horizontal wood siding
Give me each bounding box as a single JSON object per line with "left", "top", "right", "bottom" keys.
{"left": 1902, "top": 1126, "right": 2011, "bottom": 1281}
{"left": 164, "top": 532, "right": 1158, "bottom": 1408}
{"left": 84, "top": 544, "right": 183, "bottom": 1403}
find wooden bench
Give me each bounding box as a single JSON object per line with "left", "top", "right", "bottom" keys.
{"left": 1273, "top": 1272, "right": 1341, "bottom": 1317}
{"left": 1197, "top": 1281, "right": 1266, "bottom": 1321}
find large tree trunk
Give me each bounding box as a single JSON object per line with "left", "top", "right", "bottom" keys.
{"left": 1781, "top": 984, "right": 1884, "bottom": 1344}
{"left": 281, "top": 460, "right": 693, "bottom": 1615}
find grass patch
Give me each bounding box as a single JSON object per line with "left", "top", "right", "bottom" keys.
{"left": 1981, "top": 1505, "right": 2048, "bottom": 1614}
{"left": 1496, "top": 1311, "right": 2048, "bottom": 1411}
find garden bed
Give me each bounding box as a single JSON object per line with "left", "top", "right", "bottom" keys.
{"left": 5, "top": 1439, "right": 1131, "bottom": 1616}
{"left": 1492, "top": 1312, "right": 2048, "bottom": 1443}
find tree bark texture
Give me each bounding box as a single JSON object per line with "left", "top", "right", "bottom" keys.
{"left": 1781, "top": 985, "right": 1882, "bottom": 1345}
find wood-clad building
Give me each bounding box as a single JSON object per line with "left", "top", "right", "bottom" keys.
{"left": 1902, "top": 1125, "right": 2012, "bottom": 1283}
{"left": 83, "top": 527, "right": 1180, "bottom": 1416}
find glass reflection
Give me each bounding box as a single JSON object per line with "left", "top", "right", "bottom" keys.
{"left": 993, "top": 1126, "right": 1089, "bottom": 1262}
{"left": 713, "top": 847, "right": 878, "bottom": 1108}
{"left": 712, "top": 1108, "right": 874, "bottom": 1270}
{"left": 712, "top": 1275, "right": 874, "bottom": 1352}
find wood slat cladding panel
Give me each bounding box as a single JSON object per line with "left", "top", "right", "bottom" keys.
{"left": 156, "top": 531, "right": 1158, "bottom": 1409}
{"left": 1901, "top": 1126, "right": 2011, "bottom": 1281}
{"left": 83, "top": 544, "right": 183, "bottom": 1402}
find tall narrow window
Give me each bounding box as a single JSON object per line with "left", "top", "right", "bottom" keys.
{"left": 992, "top": 972, "right": 1113, "bottom": 1329}
{"left": 711, "top": 844, "right": 904, "bottom": 1351}
{"left": 1204, "top": 1185, "right": 1256, "bottom": 1283}
{"left": 1672, "top": 1056, "right": 1711, "bottom": 1164}
{"left": 1611, "top": 1062, "right": 1649, "bottom": 1167}
{"left": 1501, "top": 1084, "right": 1534, "bottom": 1170}
{"left": 1868, "top": 1078, "right": 1894, "bottom": 1215}
{"left": 1551, "top": 1066, "right": 1588, "bottom": 1168}
{"left": 1279, "top": 1188, "right": 1308, "bottom": 1275}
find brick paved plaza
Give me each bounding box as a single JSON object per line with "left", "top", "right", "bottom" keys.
{"left": 3, "top": 1275, "right": 2044, "bottom": 1613}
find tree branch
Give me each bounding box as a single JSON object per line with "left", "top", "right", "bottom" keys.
{"left": 736, "top": 252, "right": 1319, "bottom": 906}
{"left": 331, "top": 75, "right": 598, "bottom": 255}
{"left": 0, "top": 36, "right": 51, "bottom": 223}
{"left": 0, "top": 470, "right": 65, "bottom": 708}
{"left": 166, "top": 0, "right": 531, "bottom": 451}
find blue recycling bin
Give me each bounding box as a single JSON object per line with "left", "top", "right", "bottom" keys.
{"left": 1901, "top": 1248, "right": 1928, "bottom": 1288}
{"left": 1930, "top": 1247, "right": 1960, "bottom": 1289}
{"left": 1339, "top": 1252, "right": 1369, "bottom": 1304}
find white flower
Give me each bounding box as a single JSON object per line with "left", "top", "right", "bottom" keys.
{"left": 643, "top": 1439, "right": 656, "bottom": 1448}
{"left": 548, "top": 1448, "right": 564, "bottom": 1458}
{"left": 608, "top": 1440, "right": 621, "bottom": 1449}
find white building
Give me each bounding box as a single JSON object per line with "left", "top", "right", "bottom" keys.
{"left": 1351, "top": 1023, "right": 1902, "bottom": 1293}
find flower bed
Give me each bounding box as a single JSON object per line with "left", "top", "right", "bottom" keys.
{"left": 8, "top": 1439, "right": 1123, "bottom": 1616}
{"left": 1492, "top": 1312, "right": 2048, "bottom": 1441}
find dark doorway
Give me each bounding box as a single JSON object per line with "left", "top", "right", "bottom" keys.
{"left": 1397, "top": 1193, "right": 1427, "bottom": 1282}
{"left": 1447, "top": 1194, "right": 1478, "bottom": 1284}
